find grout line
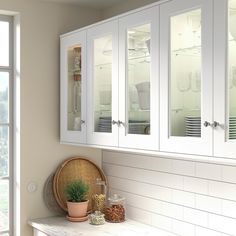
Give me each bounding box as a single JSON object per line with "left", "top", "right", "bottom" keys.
{"left": 121, "top": 201, "right": 234, "bottom": 236}
{"left": 103, "top": 161, "right": 236, "bottom": 185}
{"left": 109, "top": 186, "right": 236, "bottom": 220}
{"left": 106, "top": 174, "right": 236, "bottom": 204}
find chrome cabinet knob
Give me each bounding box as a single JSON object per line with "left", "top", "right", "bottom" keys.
{"left": 112, "top": 120, "right": 119, "bottom": 126}
{"left": 212, "top": 121, "right": 220, "bottom": 128}
{"left": 118, "top": 120, "right": 125, "bottom": 127}
{"left": 203, "top": 121, "right": 211, "bottom": 127}
{"left": 203, "top": 121, "right": 220, "bottom": 128}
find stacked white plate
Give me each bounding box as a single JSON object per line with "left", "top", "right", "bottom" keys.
{"left": 185, "top": 116, "right": 201, "bottom": 137}
{"left": 129, "top": 120, "right": 149, "bottom": 135}
{"left": 229, "top": 116, "right": 236, "bottom": 139}
{"left": 98, "top": 117, "right": 112, "bottom": 133}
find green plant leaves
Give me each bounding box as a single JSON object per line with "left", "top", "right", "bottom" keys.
{"left": 65, "top": 179, "right": 89, "bottom": 202}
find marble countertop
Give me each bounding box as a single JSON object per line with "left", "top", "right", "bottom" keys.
{"left": 29, "top": 216, "right": 175, "bottom": 236}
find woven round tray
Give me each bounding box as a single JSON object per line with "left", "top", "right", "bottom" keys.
{"left": 53, "top": 157, "right": 107, "bottom": 213}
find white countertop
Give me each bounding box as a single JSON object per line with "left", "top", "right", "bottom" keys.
{"left": 29, "top": 216, "right": 176, "bottom": 236}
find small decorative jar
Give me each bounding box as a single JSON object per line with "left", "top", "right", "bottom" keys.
{"left": 105, "top": 194, "right": 126, "bottom": 223}
{"left": 92, "top": 178, "right": 107, "bottom": 213}
{"left": 89, "top": 211, "right": 106, "bottom": 225}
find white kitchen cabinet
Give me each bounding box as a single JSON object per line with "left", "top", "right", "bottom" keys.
{"left": 214, "top": 0, "right": 236, "bottom": 158}
{"left": 86, "top": 8, "right": 159, "bottom": 151}
{"left": 160, "top": 0, "right": 214, "bottom": 156}
{"left": 60, "top": 31, "right": 87, "bottom": 144}
{"left": 118, "top": 7, "right": 159, "bottom": 150}
{"left": 87, "top": 20, "right": 119, "bottom": 147}
{"left": 60, "top": 0, "right": 236, "bottom": 161}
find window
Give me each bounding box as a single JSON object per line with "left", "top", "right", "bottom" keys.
{"left": 0, "top": 15, "right": 13, "bottom": 236}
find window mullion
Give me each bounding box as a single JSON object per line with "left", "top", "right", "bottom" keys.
{"left": 0, "top": 14, "right": 13, "bottom": 236}
{"left": 0, "top": 66, "right": 12, "bottom": 71}
{"left": 0, "top": 176, "right": 10, "bottom": 180}
{"left": 0, "top": 230, "right": 9, "bottom": 234}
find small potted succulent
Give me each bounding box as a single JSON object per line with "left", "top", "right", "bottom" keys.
{"left": 65, "top": 179, "right": 89, "bottom": 218}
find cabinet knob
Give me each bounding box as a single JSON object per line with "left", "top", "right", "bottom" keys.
{"left": 118, "top": 120, "right": 125, "bottom": 127}
{"left": 81, "top": 120, "right": 85, "bottom": 124}
{"left": 203, "top": 121, "right": 220, "bottom": 128}
{"left": 212, "top": 121, "right": 220, "bottom": 128}
{"left": 112, "top": 120, "right": 119, "bottom": 126}
{"left": 203, "top": 121, "right": 211, "bottom": 127}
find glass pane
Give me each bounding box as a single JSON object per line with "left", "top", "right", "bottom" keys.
{"left": 229, "top": 0, "right": 236, "bottom": 140}
{"left": 0, "top": 127, "right": 9, "bottom": 177}
{"left": 127, "top": 24, "right": 151, "bottom": 135}
{"left": 0, "top": 72, "right": 9, "bottom": 124}
{"left": 93, "top": 35, "right": 112, "bottom": 133}
{"left": 0, "top": 233, "right": 9, "bottom": 236}
{"left": 170, "top": 9, "right": 202, "bottom": 137}
{"left": 0, "top": 21, "right": 9, "bottom": 67}
{"left": 0, "top": 180, "right": 9, "bottom": 232}
{"left": 67, "top": 45, "right": 82, "bottom": 131}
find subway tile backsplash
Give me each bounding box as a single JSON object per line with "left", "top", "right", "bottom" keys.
{"left": 103, "top": 151, "right": 236, "bottom": 236}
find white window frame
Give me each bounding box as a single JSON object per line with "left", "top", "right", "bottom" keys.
{"left": 0, "top": 14, "right": 14, "bottom": 236}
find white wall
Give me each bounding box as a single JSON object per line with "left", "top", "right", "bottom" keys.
{"left": 0, "top": 1, "right": 102, "bottom": 236}
{"left": 103, "top": 150, "right": 236, "bottom": 236}
{"left": 102, "top": 0, "right": 160, "bottom": 19}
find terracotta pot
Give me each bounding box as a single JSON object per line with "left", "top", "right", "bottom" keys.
{"left": 67, "top": 200, "right": 89, "bottom": 218}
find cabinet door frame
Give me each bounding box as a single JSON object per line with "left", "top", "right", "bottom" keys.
{"left": 60, "top": 31, "right": 87, "bottom": 144}
{"left": 214, "top": 0, "right": 236, "bottom": 158}
{"left": 118, "top": 7, "right": 159, "bottom": 150}
{"left": 160, "top": 0, "right": 214, "bottom": 155}
{"left": 87, "top": 20, "right": 119, "bottom": 146}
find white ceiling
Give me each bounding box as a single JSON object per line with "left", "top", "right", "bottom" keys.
{"left": 42, "top": 0, "right": 127, "bottom": 9}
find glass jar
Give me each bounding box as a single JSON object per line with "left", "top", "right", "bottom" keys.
{"left": 89, "top": 211, "right": 106, "bottom": 225}
{"left": 92, "top": 178, "right": 107, "bottom": 213}
{"left": 105, "top": 194, "right": 125, "bottom": 223}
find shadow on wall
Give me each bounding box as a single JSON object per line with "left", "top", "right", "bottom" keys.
{"left": 102, "top": 0, "right": 161, "bottom": 19}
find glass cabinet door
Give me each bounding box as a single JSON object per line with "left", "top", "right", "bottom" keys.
{"left": 93, "top": 35, "right": 112, "bottom": 134}
{"left": 127, "top": 24, "right": 151, "bottom": 136}
{"left": 60, "top": 31, "right": 86, "bottom": 143}
{"left": 67, "top": 45, "right": 82, "bottom": 132}
{"left": 160, "top": 0, "right": 213, "bottom": 155}
{"left": 87, "top": 20, "right": 119, "bottom": 146}
{"left": 214, "top": 0, "right": 236, "bottom": 158}
{"left": 228, "top": 0, "right": 236, "bottom": 141}
{"left": 170, "top": 9, "right": 202, "bottom": 138}
{"left": 118, "top": 7, "right": 159, "bottom": 150}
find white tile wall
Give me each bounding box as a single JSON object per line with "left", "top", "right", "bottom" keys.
{"left": 103, "top": 150, "right": 236, "bottom": 236}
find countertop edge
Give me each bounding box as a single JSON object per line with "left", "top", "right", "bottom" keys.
{"left": 28, "top": 216, "right": 176, "bottom": 236}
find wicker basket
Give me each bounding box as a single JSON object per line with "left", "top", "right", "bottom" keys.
{"left": 53, "top": 157, "right": 107, "bottom": 213}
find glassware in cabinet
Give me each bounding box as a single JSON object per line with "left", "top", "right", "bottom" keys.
{"left": 160, "top": 0, "right": 213, "bottom": 155}
{"left": 228, "top": 0, "right": 236, "bottom": 140}
{"left": 60, "top": 31, "right": 86, "bottom": 144}
{"left": 118, "top": 7, "right": 159, "bottom": 150}
{"left": 214, "top": 0, "right": 236, "bottom": 158}
{"left": 170, "top": 9, "right": 202, "bottom": 138}
{"left": 67, "top": 45, "right": 82, "bottom": 131}
{"left": 87, "top": 20, "right": 119, "bottom": 146}
{"left": 127, "top": 24, "right": 151, "bottom": 135}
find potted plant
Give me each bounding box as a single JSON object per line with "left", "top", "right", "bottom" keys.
{"left": 65, "top": 179, "right": 89, "bottom": 218}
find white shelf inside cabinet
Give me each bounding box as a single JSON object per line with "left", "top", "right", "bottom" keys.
{"left": 29, "top": 217, "right": 176, "bottom": 236}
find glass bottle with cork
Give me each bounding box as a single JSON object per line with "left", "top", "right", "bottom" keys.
{"left": 92, "top": 178, "right": 107, "bottom": 214}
